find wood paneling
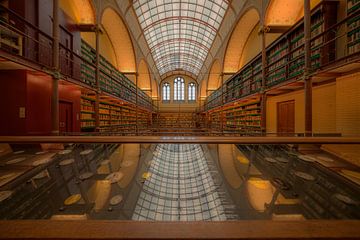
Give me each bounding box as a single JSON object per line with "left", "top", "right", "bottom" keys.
{"left": 336, "top": 73, "right": 360, "bottom": 136}
{"left": 312, "top": 83, "right": 336, "bottom": 133}
{"left": 0, "top": 70, "right": 27, "bottom": 135}
{"left": 0, "top": 220, "right": 360, "bottom": 239}
{"left": 277, "top": 100, "right": 295, "bottom": 135}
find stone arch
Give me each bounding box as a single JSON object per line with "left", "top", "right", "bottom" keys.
{"left": 101, "top": 8, "right": 136, "bottom": 74}
{"left": 223, "top": 8, "right": 260, "bottom": 73}
{"left": 207, "top": 60, "right": 222, "bottom": 92}
{"left": 138, "top": 59, "right": 151, "bottom": 96}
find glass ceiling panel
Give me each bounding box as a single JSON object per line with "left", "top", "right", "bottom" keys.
{"left": 133, "top": 0, "right": 229, "bottom": 76}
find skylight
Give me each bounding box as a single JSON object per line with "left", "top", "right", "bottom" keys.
{"left": 133, "top": 0, "right": 229, "bottom": 76}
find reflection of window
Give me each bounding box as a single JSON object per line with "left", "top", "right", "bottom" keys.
{"left": 188, "top": 82, "right": 196, "bottom": 101}
{"left": 174, "top": 77, "right": 184, "bottom": 101}
{"left": 162, "top": 82, "right": 170, "bottom": 101}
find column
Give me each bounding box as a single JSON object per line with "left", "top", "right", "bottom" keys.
{"left": 94, "top": 0, "right": 101, "bottom": 132}
{"left": 94, "top": 24, "right": 100, "bottom": 132}
{"left": 304, "top": 0, "right": 312, "bottom": 136}
{"left": 260, "top": 25, "right": 268, "bottom": 135}
{"left": 220, "top": 73, "right": 224, "bottom": 134}
{"left": 51, "top": 0, "right": 60, "bottom": 135}
{"left": 136, "top": 73, "right": 139, "bottom": 135}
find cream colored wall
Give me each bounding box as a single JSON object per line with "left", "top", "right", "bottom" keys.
{"left": 81, "top": 32, "right": 117, "bottom": 67}
{"left": 312, "top": 83, "right": 337, "bottom": 133}
{"left": 266, "top": 76, "right": 360, "bottom": 136}
{"left": 336, "top": 73, "right": 360, "bottom": 136}
{"left": 266, "top": 84, "right": 337, "bottom": 134}
{"left": 266, "top": 90, "right": 305, "bottom": 134}
{"left": 238, "top": 24, "right": 281, "bottom": 69}
{"left": 158, "top": 75, "right": 199, "bottom": 112}
{"left": 238, "top": 24, "right": 261, "bottom": 69}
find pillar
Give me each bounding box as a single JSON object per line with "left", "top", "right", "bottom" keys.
{"left": 260, "top": 25, "right": 268, "bottom": 135}
{"left": 304, "top": 0, "right": 312, "bottom": 136}
{"left": 51, "top": 0, "right": 60, "bottom": 135}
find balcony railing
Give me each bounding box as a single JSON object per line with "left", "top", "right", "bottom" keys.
{"left": 0, "top": 5, "right": 154, "bottom": 112}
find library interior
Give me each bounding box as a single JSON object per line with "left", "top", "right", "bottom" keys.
{"left": 0, "top": 0, "right": 360, "bottom": 239}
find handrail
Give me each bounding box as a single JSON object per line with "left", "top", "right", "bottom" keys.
{"left": 0, "top": 220, "right": 359, "bottom": 239}
{"left": 0, "top": 136, "right": 359, "bottom": 144}
{"left": 0, "top": 5, "right": 154, "bottom": 112}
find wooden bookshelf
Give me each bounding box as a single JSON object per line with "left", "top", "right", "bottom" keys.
{"left": 80, "top": 40, "right": 152, "bottom": 111}
{"left": 204, "top": 1, "right": 338, "bottom": 113}
{"left": 80, "top": 94, "right": 96, "bottom": 131}
{"left": 153, "top": 113, "right": 196, "bottom": 130}
{"left": 347, "top": 0, "right": 360, "bottom": 54}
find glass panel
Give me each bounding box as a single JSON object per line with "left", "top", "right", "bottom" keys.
{"left": 163, "top": 82, "right": 170, "bottom": 101}
{"left": 174, "top": 77, "right": 184, "bottom": 101}
{"left": 188, "top": 82, "right": 196, "bottom": 101}
{"left": 132, "top": 0, "right": 229, "bottom": 76}
{"left": 0, "top": 142, "right": 359, "bottom": 221}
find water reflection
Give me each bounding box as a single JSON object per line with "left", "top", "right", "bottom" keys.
{"left": 0, "top": 143, "right": 359, "bottom": 220}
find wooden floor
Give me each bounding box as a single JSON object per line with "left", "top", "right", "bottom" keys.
{"left": 0, "top": 220, "right": 360, "bottom": 239}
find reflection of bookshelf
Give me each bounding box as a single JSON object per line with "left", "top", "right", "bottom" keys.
{"left": 347, "top": 0, "right": 360, "bottom": 54}
{"left": 80, "top": 94, "right": 96, "bottom": 131}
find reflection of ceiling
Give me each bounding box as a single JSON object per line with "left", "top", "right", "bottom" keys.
{"left": 132, "top": 0, "right": 229, "bottom": 77}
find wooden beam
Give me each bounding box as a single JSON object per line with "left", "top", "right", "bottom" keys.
{"left": 266, "top": 25, "right": 292, "bottom": 33}
{"left": 0, "top": 220, "right": 359, "bottom": 239}
{"left": 0, "top": 136, "right": 359, "bottom": 144}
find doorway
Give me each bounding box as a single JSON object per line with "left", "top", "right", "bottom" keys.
{"left": 277, "top": 100, "right": 295, "bottom": 135}
{"left": 59, "top": 101, "right": 73, "bottom": 133}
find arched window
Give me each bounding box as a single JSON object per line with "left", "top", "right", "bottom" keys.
{"left": 174, "top": 77, "right": 184, "bottom": 101}
{"left": 188, "top": 82, "right": 196, "bottom": 101}
{"left": 162, "top": 82, "right": 170, "bottom": 101}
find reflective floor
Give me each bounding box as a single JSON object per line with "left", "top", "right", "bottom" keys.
{"left": 0, "top": 142, "right": 359, "bottom": 220}
{"left": 133, "top": 144, "right": 228, "bottom": 221}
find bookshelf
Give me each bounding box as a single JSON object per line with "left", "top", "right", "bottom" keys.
{"left": 80, "top": 94, "right": 96, "bottom": 131}
{"left": 347, "top": 0, "right": 360, "bottom": 54}
{"left": 153, "top": 113, "right": 196, "bottom": 130}
{"left": 223, "top": 100, "right": 261, "bottom": 134}
{"left": 80, "top": 40, "right": 152, "bottom": 111}
{"left": 204, "top": 1, "right": 338, "bottom": 115}
{"left": 206, "top": 99, "right": 261, "bottom": 134}
{"left": 80, "top": 91, "right": 152, "bottom": 133}
{"left": 80, "top": 41, "right": 96, "bottom": 87}
{"left": 0, "top": 23, "right": 23, "bottom": 56}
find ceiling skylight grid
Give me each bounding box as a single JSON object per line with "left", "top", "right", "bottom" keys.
{"left": 133, "top": 0, "right": 229, "bottom": 76}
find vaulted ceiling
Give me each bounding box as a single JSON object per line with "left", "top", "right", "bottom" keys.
{"left": 132, "top": 0, "right": 229, "bottom": 78}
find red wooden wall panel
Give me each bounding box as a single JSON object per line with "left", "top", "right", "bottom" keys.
{"left": 26, "top": 72, "right": 52, "bottom": 135}
{"left": 0, "top": 70, "right": 27, "bottom": 135}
